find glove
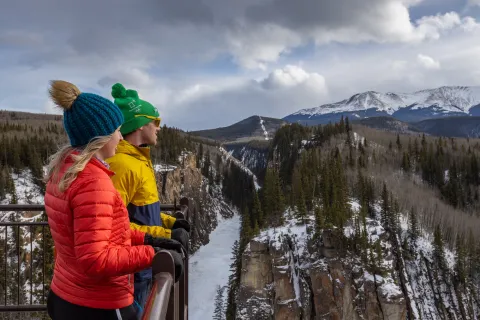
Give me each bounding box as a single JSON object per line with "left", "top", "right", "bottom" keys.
{"left": 172, "top": 218, "right": 191, "bottom": 233}
{"left": 144, "top": 234, "right": 183, "bottom": 254}
{"left": 151, "top": 248, "right": 184, "bottom": 282}
{"left": 171, "top": 228, "right": 189, "bottom": 254}
{"left": 173, "top": 211, "right": 185, "bottom": 219}
{"left": 169, "top": 249, "right": 184, "bottom": 282}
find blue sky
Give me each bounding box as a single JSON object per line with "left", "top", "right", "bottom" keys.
{"left": 1, "top": 0, "right": 480, "bottom": 130}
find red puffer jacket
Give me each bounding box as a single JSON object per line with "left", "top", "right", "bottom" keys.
{"left": 44, "top": 153, "right": 155, "bottom": 309}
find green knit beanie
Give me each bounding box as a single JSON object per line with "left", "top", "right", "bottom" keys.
{"left": 111, "top": 83, "right": 160, "bottom": 135}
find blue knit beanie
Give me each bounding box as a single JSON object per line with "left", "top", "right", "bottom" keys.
{"left": 48, "top": 80, "right": 124, "bottom": 147}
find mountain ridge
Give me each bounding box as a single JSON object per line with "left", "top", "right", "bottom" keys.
{"left": 284, "top": 85, "right": 480, "bottom": 124}
{"left": 189, "top": 115, "right": 286, "bottom": 143}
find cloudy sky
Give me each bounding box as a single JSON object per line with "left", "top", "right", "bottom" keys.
{"left": 1, "top": 0, "right": 480, "bottom": 130}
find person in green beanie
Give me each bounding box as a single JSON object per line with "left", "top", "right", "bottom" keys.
{"left": 106, "top": 83, "right": 190, "bottom": 316}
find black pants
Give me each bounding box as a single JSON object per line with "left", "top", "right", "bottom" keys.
{"left": 47, "top": 289, "right": 137, "bottom": 320}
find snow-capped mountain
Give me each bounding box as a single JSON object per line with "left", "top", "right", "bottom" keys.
{"left": 284, "top": 86, "right": 480, "bottom": 124}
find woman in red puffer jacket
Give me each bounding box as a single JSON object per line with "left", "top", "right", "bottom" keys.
{"left": 43, "top": 80, "right": 175, "bottom": 320}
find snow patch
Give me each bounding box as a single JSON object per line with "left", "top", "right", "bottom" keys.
{"left": 154, "top": 164, "right": 177, "bottom": 173}
{"left": 258, "top": 116, "right": 269, "bottom": 141}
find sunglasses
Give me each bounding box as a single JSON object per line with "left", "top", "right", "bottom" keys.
{"left": 135, "top": 114, "right": 161, "bottom": 127}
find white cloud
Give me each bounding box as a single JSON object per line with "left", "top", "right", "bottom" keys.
{"left": 1, "top": 0, "right": 480, "bottom": 131}
{"left": 226, "top": 23, "right": 302, "bottom": 70}
{"left": 302, "top": 26, "right": 480, "bottom": 100}
{"left": 259, "top": 65, "right": 325, "bottom": 89}
{"left": 153, "top": 65, "right": 328, "bottom": 130}
{"left": 233, "top": 2, "right": 480, "bottom": 68}
{"left": 417, "top": 54, "right": 441, "bottom": 69}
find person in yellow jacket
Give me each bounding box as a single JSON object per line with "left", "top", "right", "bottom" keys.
{"left": 106, "top": 83, "right": 190, "bottom": 315}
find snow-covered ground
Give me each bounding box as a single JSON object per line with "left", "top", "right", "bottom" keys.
{"left": 0, "top": 169, "right": 44, "bottom": 207}
{"left": 189, "top": 213, "right": 241, "bottom": 320}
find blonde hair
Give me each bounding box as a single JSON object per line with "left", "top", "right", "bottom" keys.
{"left": 45, "top": 79, "right": 113, "bottom": 193}
{"left": 45, "top": 135, "right": 112, "bottom": 193}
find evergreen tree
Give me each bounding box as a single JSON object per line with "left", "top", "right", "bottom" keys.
{"left": 240, "top": 208, "right": 253, "bottom": 247}
{"left": 345, "top": 116, "right": 351, "bottom": 133}
{"left": 213, "top": 285, "right": 225, "bottom": 320}
{"left": 202, "top": 150, "right": 211, "bottom": 177}
{"left": 6, "top": 168, "right": 17, "bottom": 204}
{"left": 401, "top": 151, "right": 411, "bottom": 172}
{"left": 251, "top": 190, "right": 264, "bottom": 228}
{"left": 272, "top": 169, "right": 286, "bottom": 225}
{"left": 409, "top": 207, "right": 419, "bottom": 244}
{"left": 389, "top": 196, "right": 399, "bottom": 234}
{"left": 30, "top": 148, "right": 44, "bottom": 184}
{"left": 339, "top": 115, "right": 345, "bottom": 130}
{"left": 455, "top": 232, "right": 466, "bottom": 284}
{"left": 0, "top": 167, "right": 6, "bottom": 200}
{"left": 443, "top": 161, "right": 459, "bottom": 208}
{"left": 345, "top": 129, "right": 352, "bottom": 147}
{"left": 196, "top": 143, "right": 204, "bottom": 168}
{"left": 10, "top": 139, "right": 22, "bottom": 174}
{"left": 225, "top": 240, "right": 240, "bottom": 320}
{"left": 348, "top": 145, "right": 355, "bottom": 168}
{"left": 296, "top": 185, "right": 307, "bottom": 221}
{"left": 433, "top": 224, "right": 447, "bottom": 273}
{"left": 381, "top": 183, "right": 389, "bottom": 229}
{"left": 314, "top": 206, "right": 325, "bottom": 233}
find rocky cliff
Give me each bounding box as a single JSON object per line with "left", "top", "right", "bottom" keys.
{"left": 235, "top": 204, "right": 480, "bottom": 319}
{"left": 155, "top": 152, "right": 236, "bottom": 253}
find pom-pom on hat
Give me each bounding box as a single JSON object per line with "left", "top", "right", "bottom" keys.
{"left": 111, "top": 83, "right": 160, "bottom": 135}
{"left": 49, "top": 80, "right": 124, "bottom": 147}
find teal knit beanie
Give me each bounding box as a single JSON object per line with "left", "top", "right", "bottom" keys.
{"left": 48, "top": 80, "right": 124, "bottom": 147}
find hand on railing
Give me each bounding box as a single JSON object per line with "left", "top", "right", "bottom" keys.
{"left": 172, "top": 211, "right": 185, "bottom": 219}
{"left": 151, "top": 248, "right": 184, "bottom": 283}
{"left": 143, "top": 197, "right": 192, "bottom": 320}
{"left": 172, "top": 218, "right": 190, "bottom": 233}
{"left": 171, "top": 229, "right": 189, "bottom": 254}
{"left": 142, "top": 250, "right": 176, "bottom": 320}
{"left": 145, "top": 234, "right": 183, "bottom": 253}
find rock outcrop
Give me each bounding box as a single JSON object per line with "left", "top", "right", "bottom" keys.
{"left": 235, "top": 214, "right": 408, "bottom": 320}
{"left": 156, "top": 152, "right": 236, "bottom": 253}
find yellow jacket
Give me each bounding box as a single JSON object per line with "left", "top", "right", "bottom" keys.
{"left": 106, "top": 140, "right": 176, "bottom": 239}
